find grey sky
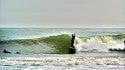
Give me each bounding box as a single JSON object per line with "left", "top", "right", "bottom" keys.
{"left": 0, "top": 0, "right": 125, "bottom": 28}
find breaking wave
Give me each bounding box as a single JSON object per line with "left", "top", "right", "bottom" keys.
{"left": 0, "top": 34, "right": 125, "bottom": 54}
{"left": 74, "top": 34, "right": 125, "bottom": 52}
{"left": 0, "top": 34, "right": 71, "bottom": 54}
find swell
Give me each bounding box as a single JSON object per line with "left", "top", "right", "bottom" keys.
{"left": 78, "top": 34, "right": 125, "bottom": 43}
{"left": 0, "top": 34, "right": 125, "bottom": 54}
{"left": 1, "top": 34, "right": 124, "bottom": 43}
{"left": 0, "top": 34, "right": 71, "bottom": 54}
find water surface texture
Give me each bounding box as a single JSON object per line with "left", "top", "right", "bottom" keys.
{"left": 0, "top": 28, "right": 125, "bottom": 70}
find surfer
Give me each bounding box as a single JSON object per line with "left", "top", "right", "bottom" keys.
{"left": 71, "top": 33, "right": 75, "bottom": 48}
{"left": 68, "top": 33, "right": 76, "bottom": 54}
{"left": 16, "top": 52, "right": 20, "bottom": 54}
{"left": 124, "top": 40, "right": 125, "bottom": 45}
{"left": 124, "top": 40, "right": 125, "bottom": 52}
{"left": 3, "top": 49, "right": 11, "bottom": 53}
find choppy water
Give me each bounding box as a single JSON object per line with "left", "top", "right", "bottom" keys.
{"left": 0, "top": 28, "right": 125, "bottom": 70}
{"left": 0, "top": 53, "right": 125, "bottom": 70}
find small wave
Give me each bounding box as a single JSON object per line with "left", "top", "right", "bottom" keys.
{"left": 0, "top": 57, "right": 125, "bottom": 66}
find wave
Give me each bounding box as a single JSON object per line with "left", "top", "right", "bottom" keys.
{"left": 0, "top": 34, "right": 71, "bottom": 54}
{"left": 0, "top": 34, "right": 125, "bottom": 54}
{"left": 74, "top": 34, "right": 125, "bottom": 52}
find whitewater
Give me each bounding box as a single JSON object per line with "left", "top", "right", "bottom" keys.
{"left": 0, "top": 28, "right": 125, "bottom": 70}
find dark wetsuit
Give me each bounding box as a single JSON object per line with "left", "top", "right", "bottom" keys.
{"left": 71, "top": 34, "right": 75, "bottom": 48}
{"left": 69, "top": 33, "right": 76, "bottom": 54}
{"left": 124, "top": 40, "right": 125, "bottom": 45}
{"left": 3, "top": 50, "right": 11, "bottom": 53}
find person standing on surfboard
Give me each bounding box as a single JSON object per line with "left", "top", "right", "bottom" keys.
{"left": 68, "top": 33, "right": 76, "bottom": 54}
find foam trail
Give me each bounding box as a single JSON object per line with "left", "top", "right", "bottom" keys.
{"left": 74, "top": 36, "right": 125, "bottom": 52}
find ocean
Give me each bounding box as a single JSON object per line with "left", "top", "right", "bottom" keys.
{"left": 0, "top": 28, "right": 125, "bottom": 70}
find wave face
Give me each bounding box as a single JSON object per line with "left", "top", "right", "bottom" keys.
{"left": 0, "top": 34, "right": 125, "bottom": 54}
{"left": 0, "top": 34, "right": 71, "bottom": 54}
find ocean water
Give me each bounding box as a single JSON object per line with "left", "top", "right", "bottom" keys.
{"left": 0, "top": 28, "right": 125, "bottom": 70}
{"left": 0, "top": 28, "right": 125, "bottom": 40}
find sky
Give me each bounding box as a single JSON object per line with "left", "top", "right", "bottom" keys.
{"left": 0, "top": 0, "right": 125, "bottom": 28}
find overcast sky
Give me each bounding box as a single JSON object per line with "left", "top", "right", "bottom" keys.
{"left": 0, "top": 0, "right": 125, "bottom": 28}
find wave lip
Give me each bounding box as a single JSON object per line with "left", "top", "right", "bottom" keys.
{"left": 0, "top": 34, "right": 71, "bottom": 54}
{"left": 0, "top": 34, "right": 125, "bottom": 54}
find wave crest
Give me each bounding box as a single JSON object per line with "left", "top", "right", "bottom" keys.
{"left": 0, "top": 34, "right": 125, "bottom": 54}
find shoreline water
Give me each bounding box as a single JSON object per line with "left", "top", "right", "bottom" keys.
{"left": 0, "top": 54, "right": 125, "bottom": 70}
